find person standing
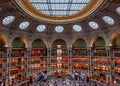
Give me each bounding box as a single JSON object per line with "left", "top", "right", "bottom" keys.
{"left": 54, "top": 81, "right": 57, "bottom": 86}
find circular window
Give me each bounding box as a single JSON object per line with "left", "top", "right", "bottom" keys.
{"left": 19, "top": 21, "right": 30, "bottom": 29}
{"left": 36, "top": 25, "right": 46, "bottom": 32}
{"left": 103, "top": 16, "right": 114, "bottom": 25}
{"left": 73, "top": 25, "right": 82, "bottom": 32}
{"left": 116, "top": 7, "right": 120, "bottom": 14}
{"left": 88, "top": 21, "right": 99, "bottom": 29}
{"left": 2, "top": 16, "right": 15, "bottom": 25}
{"left": 55, "top": 26, "right": 64, "bottom": 33}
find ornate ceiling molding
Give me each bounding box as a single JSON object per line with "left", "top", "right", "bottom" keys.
{"left": 14, "top": 0, "right": 105, "bottom": 24}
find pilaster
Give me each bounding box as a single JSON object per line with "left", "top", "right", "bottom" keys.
{"left": 67, "top": 47, "right": 72, "bottom": 73}
{"left": 26, "top": 47, "right": 32, "bottom": 77}
{"left": 6, "top": 47, "right": 12, "bottom": 85}
{"left": 87, "top": 47, "right": 92, "bottom": 77}
{"left": 105, "top": 46, "right": 113, "bottom": 82}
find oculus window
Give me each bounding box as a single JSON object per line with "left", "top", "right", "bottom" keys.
{"left": 116, "top": 7, "right": 120, "bottom": 14}
{"left": 73, "top": 25, "right": 82, "bottom": 32}
{"left": 36, "top": 25, "right": 46, "bottom": 32}
{"left": 2, "top": 16, "right": 15, "bottom": 25}
{"left": 103, "top": 16, "right": 114, "bottom": 25}
{"left": 55, "top": 26, "right": 64, "bottom": 33}
{"left": 88, "top": 21, "right": 99, "bottom": 29}
{"left": 19, "top": 21, "right": 30, "bottom": 30}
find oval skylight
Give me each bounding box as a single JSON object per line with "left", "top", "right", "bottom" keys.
{"left": 103, "top": 16, "right": 114, "bottom": 25}
{"left": 36, "top": 25, "right": 46, "bottom": 32}
{"left": 55, "top": 26, "right": 64, "bottom": 33}
{"left": 88, "top": 21, "right": 99, "bottom": 29}
{"left": 2, "top": 16, "right": 15, "bottom": 25}
{"left": 116, "top": 7, "right": 120, "bottom": 14}
{"left": 19, "top": 21, "right": 30, "bottom": 29}
{"left": 73, "top": 25, "right": 82, "bottom": 32}
{"left": 30, "top": 0, "right": 90, "bottom": 17}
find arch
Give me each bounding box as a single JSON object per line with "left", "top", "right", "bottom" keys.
{"left": 32, "top": 39, "right": 46, "bottom": 48}
{"left": 72, "top": 39, "right": 86, "bottom": 48}
{"left": 92, "top": 37, "right": 105, "bottom": 47}
{"left": 0, "top": 39, "right": 5, "bottom": 48}
{"left": 12, "top": 37, "right": 26, "bottom": 48}
{"left": 111, "top": 34, "right": 120, "bottom": 46}
{"left": 52, "top": 39, "right": 67, "bottom": 48}
{"left": 0, "top": 33, "right": 7, "bottom": 47}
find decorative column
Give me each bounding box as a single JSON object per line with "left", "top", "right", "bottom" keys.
{"left": 26, "top": 47, "right": 31, "bottom": 77}
{"left": 87, "top": 47, "right": 92, "bottom": 77}
{"left": 106, "top": 46, "right": 112, "bottom": 82}
{"left": 67, "top": 47, "right": 72, "bottom": 73}
{"left": 47, "top": 48, "right": 51, "bottom": 72}
{"left": 6, "top": 47, "right": 12, "bottom": 85}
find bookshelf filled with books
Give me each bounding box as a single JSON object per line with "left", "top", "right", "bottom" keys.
{"left": 72, "top": 39, "right": 88, "bottom": 75}
{"left": 30, "top": 39, "right": 47, "bottom": 75}
{"left": 51, "top": 39, "right": 68, "bottom": 76}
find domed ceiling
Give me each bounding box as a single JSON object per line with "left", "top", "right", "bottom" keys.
{"left": 14, "top": 0, "right": 104, "bottom": 23}
{"left": 0, "top": 0, "right": 120, "bottom": 36}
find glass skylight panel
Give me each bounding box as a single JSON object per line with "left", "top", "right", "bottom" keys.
{"left": 43, "top": 11, "right": 50, "bottom": 14}
{"left": 116, "top": 7, "right": 120, "bottom": 14}
{"left": 89, "top": 21, "right": 99, "bottom": 29}
{"left": 36, "top": 25, "right": 46, "bottom": 32}
{"left": 50, "top": 0, "right": 69, "bottom": 3}
{"left": 32, "top": 4, "right": 48, "bottom": 11}
{"left": 69, "top": 11, "right": 77, "bottom": 15}
{"left": 19, "top": 21, "right": 30, "bottom": 30}
{"left": 30, "top": 0, "right": 47, "bottom": 3}
{"left": 103, "top": 16, "right": 114, "bottom": 25}
{"left": 51, "top": 4, "right": 68, "bottom": 10}
{"left": 2, "top": 16, "right": 15, "bottom": 25}
{"left": 30, "top": 0, "right": 90, "bottom": 17}
{"left": 72, "top": 0, "right": 89, "bottom": 3}
{"left": 73, "top": 25, "right": 82, "bottom": 32}
{"left": 55, "top": 26, "right": 64, "bottom": 33}
{"left": 70, "top": 4, "right": 85, "bottom": 10}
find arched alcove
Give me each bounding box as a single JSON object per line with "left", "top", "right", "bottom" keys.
{"left": 52, "top": 39, "right": 67, "bottom": 48}
{"left": 0, "top": 39, "right": 5, "bottom": 48}
{"left": 0, "top": 33, "right": 7, "bottom": 47}
{"left": 92, "top": 37, "right": 106, "bottom": 56}
{"left": 31, "top": 39, "right": 47, "bottom": 74}
{"left": 92, "top": 37, "right": 105, "bottom": 47}
{"left": 32, "top": 39, "right": 46, "bottom": 48}
{"left": 112, "top": 35, "right": 120, "bottom": 57}
{"left": 12, "top": 37, "right": 25, "bottom": 48}
{"left": 73, "top": 39, "right": 86, "bottom": 48}
{"left": 112, "top": 35, "right": 120, "bottom": 46}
